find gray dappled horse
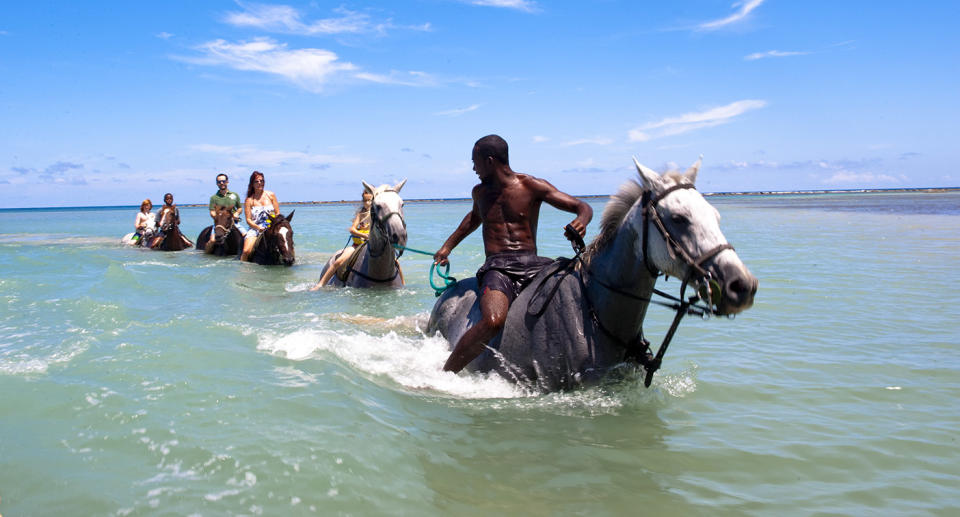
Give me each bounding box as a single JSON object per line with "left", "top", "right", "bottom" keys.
{"left": 196, "top": 206, "right": 244, "bottom": 257}
{"left": 428, "top": 158, "right": 758, "bottom": 392}
{"left": 317, "top": 180, "right": 407, "bottom": 288}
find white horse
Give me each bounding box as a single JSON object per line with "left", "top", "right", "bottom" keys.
{"left": 428, "top": 158, "right": 757, "bottom": 391}
{"left": 318, "top": 180, "right": 408, "bottom": 288}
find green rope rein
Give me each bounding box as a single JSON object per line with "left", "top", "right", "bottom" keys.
{"left": 392, "top": 244, "right": 458, "bottom": 296}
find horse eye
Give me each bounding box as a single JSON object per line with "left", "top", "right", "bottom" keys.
{"left": 670, "top": 213, "right": 689, "bottom": 225}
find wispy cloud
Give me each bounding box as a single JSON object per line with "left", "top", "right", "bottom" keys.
{"left": 156, "top": 32, "right": 173, "bottom": 40}
{"left": 698, "top": 0, "right": 765, "bottom": 31}
{"left": 561, "top": 137, "right": 614, "bottom": 147}
{"left": 822, "top": 171, "right": 900, "bottom": 185}
{"left": 355, "top": 70, "right": 441, "bottom": 87}
{"left": 470, "top": 0, "right": 539, "bottom": 13}
{"left": 532, "top": 135, "right": 550, "bottom": 143}
{"left": 628, "top": 99, "right": 767, "bottom": 142}
{"left": 434, "top": 104, "right": 480, "bottom": 117}
{"left": 225, "top": 3, "right": 430, "bottom": 35}
{"left": 189, "top": 143, "right": 365, "bottom": 168}
{"left": 10, "top": 161, "right": 87, "bottom": 184}
{"left": 745, "top": 49, "right": 810, "bottom": 61}
{"left": 184, "top": 38, "right": 355, "bottom": 93}
{"left": 181, "top": 37, "right": 445, "bottom": 92}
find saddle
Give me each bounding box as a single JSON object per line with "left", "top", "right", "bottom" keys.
{"left": 336, "top": 241, "right": 367, "bottom": 282}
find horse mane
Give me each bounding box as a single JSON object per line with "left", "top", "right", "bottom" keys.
{"left": 582, "top": 170, "right": 689, "bottom": 265}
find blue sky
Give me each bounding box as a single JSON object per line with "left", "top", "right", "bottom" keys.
{"left": 1, "top": 1, "right": 957, "bottom": 208}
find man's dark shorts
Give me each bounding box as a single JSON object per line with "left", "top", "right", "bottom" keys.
{"left": 476, "top": 252, "right": 555, "bottom": 304}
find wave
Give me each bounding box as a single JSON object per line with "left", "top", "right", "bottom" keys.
{"left": 254, "top": 316, "right": 698, "bottom": 409}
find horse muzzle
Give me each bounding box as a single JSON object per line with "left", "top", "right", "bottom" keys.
{"left": 707, "top": 261, "right": 757, "bottom": 315}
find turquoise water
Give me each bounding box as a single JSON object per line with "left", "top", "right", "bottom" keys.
{"left": 1, "top": 192, "right": 959, "bottom": 515}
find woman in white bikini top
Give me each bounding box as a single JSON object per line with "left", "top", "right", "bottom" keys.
{"left": 240, "top": 170, "right": 280, "bottom": 261}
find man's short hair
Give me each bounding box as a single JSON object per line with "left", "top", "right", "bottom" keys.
{"left": 473, "top": 134, "right": 509, "bottom": 166}
{"left": 216, "top": 173, "right": 229, "bottom": 181}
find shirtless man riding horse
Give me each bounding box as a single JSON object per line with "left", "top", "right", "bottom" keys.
{"left": 433, "top": 134, "right": 593, "bottom": 373}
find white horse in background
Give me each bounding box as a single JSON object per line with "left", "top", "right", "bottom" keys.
{"left": 428, "top": 157, "right": 758, "bottom": 391}
{"left": 317, "top": 180, "right": 408, "bottom": 288}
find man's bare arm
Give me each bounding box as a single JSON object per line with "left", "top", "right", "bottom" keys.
{"left": 434, "top": 200, "right": 482, "bottom": 266}
{"left": 535, "top": 178, "right": 593, "bottom": 237}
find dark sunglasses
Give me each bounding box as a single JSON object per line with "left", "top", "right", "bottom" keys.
{"left": 216, "top": 179, "right": 228, "bottom": 184}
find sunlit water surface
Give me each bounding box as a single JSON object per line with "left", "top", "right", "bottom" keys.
{"left": 1, "top": 192, "right": 958, "bottom": 515}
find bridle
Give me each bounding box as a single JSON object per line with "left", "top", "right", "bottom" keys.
{"left": 640, "top": 183, "right": 734, "bottom": 293}
{"left": 368, "top": 189, "right": 407, "bottom": 258}
{"left": 213, "top": 214, "right": 235, "bottom": 245}
{"left": 262, "top": 215, "right": 293, "bottom": 262}
{"left": 565, "top": 182, "right": 735, "bottom": 387}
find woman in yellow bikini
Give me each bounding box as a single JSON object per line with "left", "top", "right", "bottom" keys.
{"left": 312, "top": 191, "right": 373, "bottom": 289}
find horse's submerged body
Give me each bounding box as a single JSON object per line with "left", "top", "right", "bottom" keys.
{"left": 317, "top": 180, "right": 407, "bottom": 288}
{"left": 152, "top": 206, "right": 193, "bottom": 251}
{"left": 121, "top": 207, "right": 192, "bottom": 251}
{"left": 246, "top": 211, "right": 296, "bottom": 266}
{"left": 196, "top": 206, "right": 244, "bottom": 257}
{"left": 427, "top": 158, "right": 758, "bottom": 391}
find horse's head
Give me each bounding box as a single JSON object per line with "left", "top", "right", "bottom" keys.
{"left": 589, "top": 157, "right": 756, "bottom": 315}
{"left": 633, "top": 157, "right": 756, "bottom": 315}
{"left": 213, "top": 206, "right": 235, "bottom": 244}
{"left": 362, "top": 179, "right": 408, "bottom": 255}
{"left": 264, "top": 211, "right": 296, "bottom": 266}
{"left": 158, "top": 206, "right": 176, "bottom": 232}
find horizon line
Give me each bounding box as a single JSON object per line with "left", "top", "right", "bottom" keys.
{"left": 1, "top": 187, "right": 958, "bottom": 211}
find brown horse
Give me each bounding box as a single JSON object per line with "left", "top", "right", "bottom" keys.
{"left": 245, "top": 211, "right": 296, "bottom": 266}
{"left": 151, "top": 205, "right": 194, "bottom": 251}
{"left": 196, "top": 206, "right": 244, "bottom": 257}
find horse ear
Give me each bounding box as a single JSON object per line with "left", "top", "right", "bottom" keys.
{"left": 684, "top": 155, "right": 702, "bottom": 185}
{"left": 633, "top": 156, "right": 661, "bottom": 191}
{"left": 393, "top": 178, "right": 407, "bottom": 193}
{"left": 286, "top": 210, "right": 294, "bottom": 222}
{"left": 362, "top": 180, "right": 376, "bottom": 195}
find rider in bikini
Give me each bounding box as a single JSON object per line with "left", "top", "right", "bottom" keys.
{"left": 311, "top": 190, "right": 373, "bottom": 289}
{"left": 240, "top": 171, "right": 280, "bottom": 262}
{"left": 433, "top": 134, "right": 592, "bottom": 373}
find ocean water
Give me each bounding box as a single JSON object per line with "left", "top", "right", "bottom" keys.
{"left": 1, "top": 192, "right": 958, "bottom": 516}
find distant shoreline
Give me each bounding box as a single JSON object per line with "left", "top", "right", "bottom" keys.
{"left": 1, "top": 187, "right": 958, "bottom": 211}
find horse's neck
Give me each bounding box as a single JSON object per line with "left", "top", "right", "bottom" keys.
{"left": 363, "top": 229, "right": 396, "bottom": 275}
{"left": 584, "top": 223, "right": 657, "bottom": 341}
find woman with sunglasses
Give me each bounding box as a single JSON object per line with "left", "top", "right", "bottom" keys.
{"left": 240, "top": 171, "right": 280, "bottom": 262}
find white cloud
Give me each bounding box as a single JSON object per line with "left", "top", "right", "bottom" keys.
{"left": 470, "top": 0, "right": 539, "bottom": 13}
{"left": 355, "top": 70, "right": 441, "bottom": 87}
{"left": 434, "top": 104, "right": 480, "bottom": 117}
{"left": 745, "top": 50, "right": 810, "bottom": 61}
{"left": 189, "top": 144, "right": 365, "bottom": 168}
{"left": 182, "top": 37, "right": 449, "bottom": 92}
{"left": 822, "top": 171, "right": 899, "bottom": 185}
{"left": 185, "top": 38, "right": 355, "bottom": 93}
{"left": 224, "top": 3, "right": 430, "bottom": 35}
{"left": 532, "top": 135, "right": 550, "bottom": 143}
{"left": 699, "top": 0, "right": 765, "bottom": 31}
{"left": 561, "top": 137, "right": 614, "bottom": 147}
{"left": 628, "top": 99, "right": 767, "bottom": 142}
{"left": 156, "top": 32, "right": 173, "bottom": 40}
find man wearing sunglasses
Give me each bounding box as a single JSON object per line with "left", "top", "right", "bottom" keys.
{"left": 208, "top": 173, "right": 242, "bottom": 223}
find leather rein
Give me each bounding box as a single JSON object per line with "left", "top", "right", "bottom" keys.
{"left": 576, "top": 183, "right": 733, "bottom": 387}
{"left": 347, "top": 189, "right": 404, "bottom": 283}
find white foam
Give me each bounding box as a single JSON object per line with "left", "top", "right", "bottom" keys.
{"left": 0, "top": 340, "right": 89, "bottom": 375}
{"left": 256, "top": 328, "right": 526, "bottom": 399}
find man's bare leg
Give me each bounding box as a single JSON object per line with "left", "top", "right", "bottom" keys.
{"left": 443, "top": 289, "right": 509, "bottom": 373}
